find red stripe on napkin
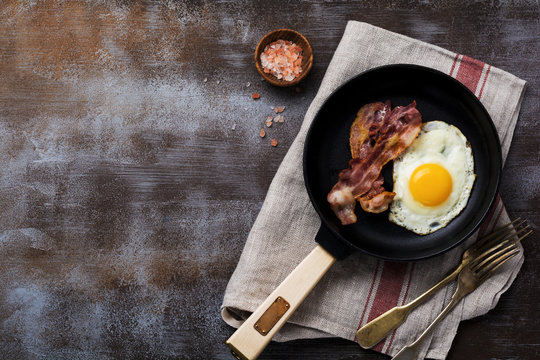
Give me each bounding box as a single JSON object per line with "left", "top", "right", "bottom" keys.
{"left": 449, "top": 53, "right": 460, "bottom": 77}
{"left": 383, "top": 263, "right": 415, "bottom": 353}
{"left": 477, "top": 195, "right": 501, "bottom": 236}
{"left": 477, "top": 65, "right": 491, "bottom": 99}
{"left": 492, "top": 201, "right": 505, "bottom": 229}
{"left": 367, "top": 262, "right": 409, "bottom": 321}
{"left": 366, "top": 261, "right": 409, "bottom": 352}
{"left": 354, "top": 260, "right": 383, "bottom": 342}
{"left": 455, "top": 55, "right": 485, "bottom": 93}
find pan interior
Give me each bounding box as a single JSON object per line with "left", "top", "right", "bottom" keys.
{"left": 304, "top": 65, "right": 501, "bottom": 261}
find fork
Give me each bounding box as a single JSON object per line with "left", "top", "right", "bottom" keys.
{"left": 356, "top": 219, "right": 530, "bottom": 349}
{"left": 391, "top": 226, "right": 531, "bottom": 360}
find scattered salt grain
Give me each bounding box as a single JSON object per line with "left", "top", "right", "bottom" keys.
{"left": 232, "top": 123, "right": 236, "bottom": 130}
{"left": 275, "top": 115, "right": 285, "bottom": 123}
{"left": 266, "top": 120, "right": 273, "bottom": 128}
{"left": 203, "top": 77, "right": 208, "bottom": 82}
{"left": 267, "top": 116, "right": 274, "bottom": 122}
{"left": 246, "top": 82, "right": 251, "bottom": 87}
{"left": 217, "top": 80, "right": 220, "bottom": 84}
{"left": 260, "top": 39, "right": 303, "bottom": 81}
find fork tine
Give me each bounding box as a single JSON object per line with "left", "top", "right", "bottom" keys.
{"left": 474, "top": 218, "right": 521, "bottom": 248}
{"left": 473, "top": 228, "right": 532, "bottom": 267}
{"left": 481, "top": 224, "right": 529, "bottom": 253}
{"left": 473, "top": 229, "right": 532, "bottom": 280}
{"left": 474, "top": 221, "right": 530, "bottom": 255}
{"left": 476, "top": 248, "right": 520, "bottom": 282}
{"left": 473, "top": 243, "right": 519, "bottom": 273}
{"left": 479, "top": 219, "right": 527, "bottom": 246}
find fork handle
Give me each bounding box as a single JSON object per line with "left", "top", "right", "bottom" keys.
{"left": 391, "top": 290, "right": 467, "bottom": 360}
{"left": 357, "top": 265, "right": 462, "bottom": 349}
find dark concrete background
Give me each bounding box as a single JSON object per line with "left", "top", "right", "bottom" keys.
{"left": 0, "top": 1, "right": 538, "bottom": 359}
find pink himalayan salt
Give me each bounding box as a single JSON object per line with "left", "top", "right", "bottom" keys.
{"left": 260, "top": 39, "right": 303, "bottom": 81}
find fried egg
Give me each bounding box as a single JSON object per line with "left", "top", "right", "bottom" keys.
{"left": 389, "top": 121, "right": 475, "bottom": 235}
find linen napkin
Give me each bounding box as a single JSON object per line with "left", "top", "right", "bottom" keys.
{"left": 221, "top": 21, "right": 527, "bottom": 359}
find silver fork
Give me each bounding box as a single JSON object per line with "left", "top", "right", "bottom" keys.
{"left": 391, "top": 226, "right": 532, "bottom": 360}
{"left": 357, "top": 219, "right": 530, "bottom": 349}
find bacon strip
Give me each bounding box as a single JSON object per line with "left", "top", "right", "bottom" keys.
{"left": 358, "top": 175, "right": 395, "bottom": 213}
{"left": 350, "top": 101, "right": 391, "bottom": 160}
{"left": 349, "top": 101, "right": 396, "bottom": 213}
{"left": 327, "top": 101, "right": 422, "bottom": 225}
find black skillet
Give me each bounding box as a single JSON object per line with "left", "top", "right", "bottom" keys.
{"left": 304, "top": 64, "right": 501, "bottom": 261}
{"left": 226, "top": 64, "right": 501, "bottom": 360}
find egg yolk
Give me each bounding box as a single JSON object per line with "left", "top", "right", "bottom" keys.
{"left": 409, "top": 163, "right": 453, "bottom": 206}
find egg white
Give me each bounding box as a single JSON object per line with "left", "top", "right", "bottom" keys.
{"left": 389, "top": 121, "right": 475, "bottom": 235}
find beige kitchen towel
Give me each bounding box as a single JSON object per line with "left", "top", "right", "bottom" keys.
{"left": 221, "top": 21, "right": 527, "bottom": 359}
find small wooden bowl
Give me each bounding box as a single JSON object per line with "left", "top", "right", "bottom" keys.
{"left": 255, "top": 29, "right": 313, "bottom": 87}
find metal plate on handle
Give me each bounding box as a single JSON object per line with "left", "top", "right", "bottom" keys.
{"left": 253, "top": 296, "right": 290, "bottom": 336}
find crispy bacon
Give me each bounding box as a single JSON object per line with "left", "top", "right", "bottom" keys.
{"left": 359, "top": 191, "right": 395, "bottom": 213}
{"left": 358, "top": 175, "right": 395, "bottom": 213}
{"left": 349, "top": 101, "right": 396, "bottom": 212}
{"left": 350, "top": 101, "right": 391, "bottom": 160}
{"left": 327, "top": 101, "right": 422, "bottom": 225}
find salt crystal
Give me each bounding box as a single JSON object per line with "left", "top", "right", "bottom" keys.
{"left": 246, "top": 82, "right": 251, "bottom": 87}
{"left": 217, "top": 80, "right": 220, "bottom": 84}
{"left": 260, "top": 39, "right": 304, "bottom": 82}
{"left": 203, "top": 77, "right": 208, "bottom": 82}
{"left": 232, "top": 123, "right": 236, "bottom": 130}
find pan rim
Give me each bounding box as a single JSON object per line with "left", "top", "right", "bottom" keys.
{"left": 303, "top": 63, "right": 502, "bottom": 261}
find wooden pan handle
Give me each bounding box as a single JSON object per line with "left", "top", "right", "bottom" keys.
{"left": 225, "top": 244, "right": 336, "bottom": 360}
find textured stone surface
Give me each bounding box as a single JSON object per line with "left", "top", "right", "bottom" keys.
{"left": 0, "top": 1, "right": 538, "bottom": 359}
